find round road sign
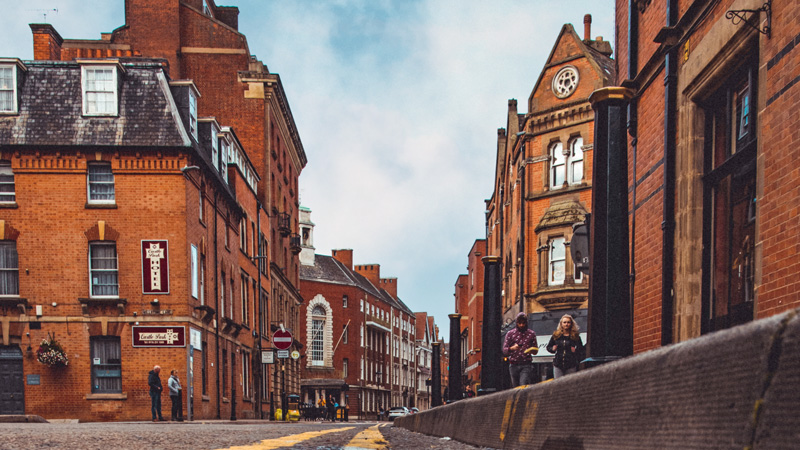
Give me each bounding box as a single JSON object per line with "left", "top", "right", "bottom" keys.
{"left": 273, "top": 329, "right": 293, "bottom": 350}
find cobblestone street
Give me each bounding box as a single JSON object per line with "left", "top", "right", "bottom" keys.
{"left": 0, "top": 421, "right": 496, "bottom": 450}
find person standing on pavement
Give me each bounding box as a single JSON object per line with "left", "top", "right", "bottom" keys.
{"left": 327, "top": 395, "right": 336, "bottom": 422}
{"left": 546, "top": 314, "right": 585, "bottom": 379}
{"left": 148, "top": 365, "right": 166, "bottom": 422}
{"left": 168, "top": 369, "right": 184, "bottom": 421}
{"left": 502, "top": 312, "right": 538, "bottom": 387}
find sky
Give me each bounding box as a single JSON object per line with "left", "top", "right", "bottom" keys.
{"left": 0, "top": 0, "right": 615, "bottom": 339}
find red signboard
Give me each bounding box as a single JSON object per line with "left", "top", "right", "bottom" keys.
{"left": 141, "top": 240, "right": 169, "bottom": 294}
{"left": 132, "top": 326, "right": 186, "bottom": 348}
{"left": 273, "top": 329, "right": 293, "bottom": 350}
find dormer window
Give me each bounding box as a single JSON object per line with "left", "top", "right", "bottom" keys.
{"left": 0, "top": 65, "right": 17, "bottom": 113}
{"left": 211, "top": 124, "right": 219, "bottom": 170}
{"left": 189, "top": 90, "right": 198, "bottom": 141}
{"left": 82, "top": 65, "right": 118, "bottom": 116}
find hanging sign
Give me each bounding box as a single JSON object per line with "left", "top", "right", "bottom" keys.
{"left": 141, "top": 240, "right": 170, "bottom": 294}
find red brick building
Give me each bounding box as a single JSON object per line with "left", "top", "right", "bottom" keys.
{"left": 453, "top": 240, "right": 486, "bottom": 393}
{"left": 298, "top": 208, "right": 419, "bottom": 417}
{"left": 0, "top": 0, "right": 309, "bottom": 420}
{"left": 0, "top": 58, "right": 265, "bottom": 421}
{"left": 484, "top": 16, "right": 613, "bottom": 379}
{"left": 413, "top": 312, "right": 436, "bottom": 411}
{"left": 612, "top": 0, "right": 800, "bottom": 351}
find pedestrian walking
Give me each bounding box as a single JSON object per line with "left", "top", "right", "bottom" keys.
{"left": 327, "top": 395, "right": 336, "bottom": 422}
{"left": 168, "top": 369, "right": 184, "bottom": 421}
{"left": 148, "top": 365, "right": 166, "bottom": 422}
{"left": 502, "top": 312, "right": 538, "bottom": 387}
{"left": 546, "top": 314, "right": 585, "bottom": 379}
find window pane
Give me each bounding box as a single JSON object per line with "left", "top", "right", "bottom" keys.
{"left": 551, "top": 143, "right": 565, "bottom": 187}
{"left": 91, "top": 337, "right": 122, "bottom": 393}
{"left": 311, "top": 318, "right": 324, "bottom": 365}
{"left": 88, "top": 164, "right": 115, "bottom": 201}
{"left": 0, "top": 241, "right": 19, "bottom": 295}
{"left": 549, "top": 238, "right": 566, "bottom": 285}
{"left": 0, "top": 161, "right": 15, "bottom": 202}
{"left": 90, "top": 243, "right": 118, "bottom": 296}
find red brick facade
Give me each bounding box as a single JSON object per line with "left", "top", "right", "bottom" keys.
{"left": 614, "top": 0, "right": 800, "bottom": 351}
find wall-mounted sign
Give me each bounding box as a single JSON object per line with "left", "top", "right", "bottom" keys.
{"left": 141, "top": 240, "right": 169, "bottom": 294}
{"left": 27, "top": 374, "right": 40, "bottom": 385}
{"left": 190, "top": 328, "right": 202, "bottom": 351}
{"left": 261, "top": 350, "right": 274, "bottom": 364}
{"left": 132, "top": 326, "right": 186, "bottom": 347}
{"left": 291, "top": 350, "right": 300, "bottom": 360}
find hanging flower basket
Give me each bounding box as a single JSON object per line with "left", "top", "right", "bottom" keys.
{"left": 37, "top": 333, "right": 69, "bottom": 367}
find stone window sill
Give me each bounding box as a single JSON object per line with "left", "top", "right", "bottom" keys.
{"left": 85, "top": 393, "right": 127, "bottom": 400}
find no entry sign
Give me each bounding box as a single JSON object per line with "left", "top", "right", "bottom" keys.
{"left": 273, "top": 329, "right": 293, "bottom": 350}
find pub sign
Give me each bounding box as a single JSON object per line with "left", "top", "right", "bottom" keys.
{"left": 141, "top": 240, "right": 169, "bottom": 294}
{"left": 132, "top": 326, "right": 186, "bottom": 347}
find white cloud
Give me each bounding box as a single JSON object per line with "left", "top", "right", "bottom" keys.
{"left": 0, "top": 0, "right": 615, "bottom": 339}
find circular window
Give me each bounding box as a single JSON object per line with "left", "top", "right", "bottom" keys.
{"left": 551, "top": 66, "right": 579, "bottom": 98}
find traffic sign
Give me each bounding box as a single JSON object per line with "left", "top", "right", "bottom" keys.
{"left": 273, "top": 329, "right": 293, "bottom": 350}
{"left": 291, "top": 350, "right": 300, "bottom": 360}
{"left": 276, "top": 350, "right": 290, "bottom": 359}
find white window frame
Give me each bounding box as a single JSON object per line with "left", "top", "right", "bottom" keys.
{"left": 211, "top": 125, "right": 220, "bottom": 170}
{"left": 81, "top": 65, "right": 118, "bottom": 116}
{"left": 0, "top": 64, "right": 19, "bottom": 114}
{"left": 188, "top": 89, "right": 198, "bottom": 141}
{"left": 87, "top": 163, "right": 115, "bottom": 204}
{"left": 550, "top": 142, "right": 566, "bottom": 189}
{"left": 0, "top": 160, "right": 15, "bottom": 203}
{"left": 242, "top": 351, "right": 251, "bottom": 399}
{"left": 191, "top": 244, "right": 199, "bottom": 299}
{"left": 0, "top": 240, "right": 19, "bottom": 297}
{"left": 241, "top": 272, "right": 249, "bottom": 326}
{"left": 549, "top": 237, "right": 566, "bottom": 286}
{"left": 569, "top": 137, "right": 584, "bottom": 185}
{"left": 89, "top": 242, "right": 119, "bottom": 298}
{"left": 343, "top": 358, "right": 348, "bottom": 378}
{"left": 311, "top": 305, "right": 325, "bottom": 366}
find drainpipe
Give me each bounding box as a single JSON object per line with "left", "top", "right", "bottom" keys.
{"left": 662, "top": 0, "right": 678, "bottom": 346}
{"left": 255, "top": 201, "right": 262, "bottom": 419}
{"left": 627, "top": 0, "right": 640, "bottom": 342}
{"left": 213, "top": 193, "right": 221, "bottom": 419}
{"left": 519, "top": 141, "right": 526, "bottom": 314}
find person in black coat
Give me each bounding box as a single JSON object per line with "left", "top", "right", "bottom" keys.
{"left": 546, "top": 314, "right": 585, "bottom": 379}
{"left": 148, "top": 365, "right": 166, "bottom": 421}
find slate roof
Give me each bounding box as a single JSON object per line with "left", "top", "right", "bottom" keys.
{"left": 0, "top": 59, "right": 188, "bottom": 148}
{"left": 301, "top": 254, "right": 415, "bottom": 315}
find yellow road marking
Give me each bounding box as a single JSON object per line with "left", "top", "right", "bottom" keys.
{"left": 217, "top": 426, "right": 355, "bottom": 450}
{"left": 343, "top": 424, "right": 388, "bottom": 449}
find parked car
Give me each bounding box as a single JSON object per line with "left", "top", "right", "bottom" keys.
{"left": 387, "top": 406, "right": 410, "bottom": 421}
{"left": 410, "top": 407, "right": 420, "bottom": 414}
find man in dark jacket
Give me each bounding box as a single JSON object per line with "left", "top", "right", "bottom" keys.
{"left": 502, "top": 312, "right": 538, "bottom": 387}
{"left": 148, "top": 365, "right": 165, "bottom": 422}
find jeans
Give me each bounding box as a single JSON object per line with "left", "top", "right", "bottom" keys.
{"left": 150, "top": 391, "right": 163, "bottom": 420}
{"left": 509, "top": 363, "right": 534, "bottom": 387}
{"left": 553, "top": 366, "right": 577, "bottom": 379}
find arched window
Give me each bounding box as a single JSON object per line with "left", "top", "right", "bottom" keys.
{"left": 311, "top": 305, "right": 326, "bottom": 366}
{"left": 569, "top": 137, "right": 584, "bottom": 185}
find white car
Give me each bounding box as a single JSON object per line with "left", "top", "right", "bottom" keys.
{"left": 387, "top": 406, "right": 410, "bottom": 420}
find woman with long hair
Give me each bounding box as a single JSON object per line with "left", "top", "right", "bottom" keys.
{"left": 546, "top": 314, "right": 585, "bottom": 379}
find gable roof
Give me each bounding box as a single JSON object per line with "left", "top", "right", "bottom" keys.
{"left": 527, "top": 23, "right": 616, "bottom": 112}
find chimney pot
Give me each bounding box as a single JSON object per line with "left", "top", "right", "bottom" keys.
{"left": 584, "top": 14, "right": 592, "bottom": 42}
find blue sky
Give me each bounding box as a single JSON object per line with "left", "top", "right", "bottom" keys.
{"left": 1, "top": 0, "right": 614, "bottom": 339}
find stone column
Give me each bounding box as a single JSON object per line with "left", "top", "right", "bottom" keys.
{"left": 447, "top": 314, "right": 462, "bottom": 402}
{"left": 586, "top": 87, "right": 634, "bottom": 364}
{"left": 479, "top": 256, "right": 503, "bottom": 395}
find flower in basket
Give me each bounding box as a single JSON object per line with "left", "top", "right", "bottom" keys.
{"left": 37, "top": 333, "right": 69, "bottom": 367}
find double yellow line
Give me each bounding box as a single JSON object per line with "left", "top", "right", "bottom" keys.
{"left": 218, "top": 424, "right": 389, "bottom": 450}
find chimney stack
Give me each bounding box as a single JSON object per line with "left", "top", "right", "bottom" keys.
{"left": 584, "top": 14, "right": 592, "bottom": 42}
{"left": 380, "top": 278, "right": 398, "bottom": 299}
{"left": 331, "top": 249, "right": 353, "bottom": 270}
{"left": 30, "top": 24, "right": 63, "bottom": 60}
